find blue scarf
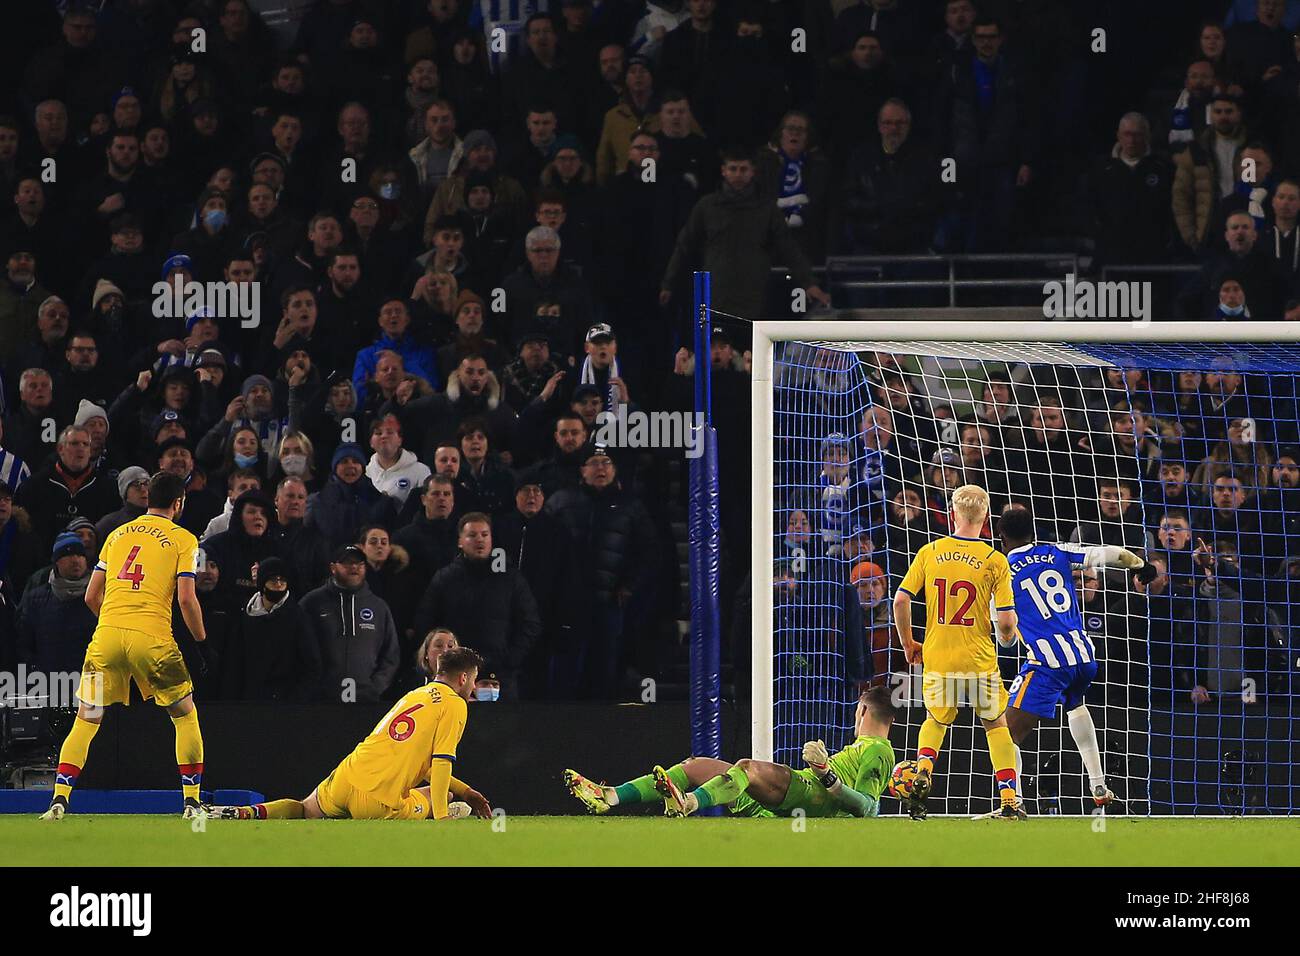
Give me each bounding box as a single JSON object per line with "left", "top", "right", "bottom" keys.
{"left": 973, "top": 58, "right": 996, "bottom": 112}
{"left": 777, "top": 153, "right": 809, "bottom": 229}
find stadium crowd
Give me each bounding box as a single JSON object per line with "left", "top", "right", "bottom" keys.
{"left": 0, "top": 0, "right": 1298, "bottom": 709}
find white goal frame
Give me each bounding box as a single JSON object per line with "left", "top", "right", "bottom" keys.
{"left": 750, "top": 319, "right": 1300, "bottom": 762}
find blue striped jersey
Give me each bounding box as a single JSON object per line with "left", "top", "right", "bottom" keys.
{"left": 1005, "top": 542, "right": 1096, "bottom": 668}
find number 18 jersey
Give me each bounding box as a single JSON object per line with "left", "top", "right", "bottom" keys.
{"left": 95, "top": 513, "right": 199, "bottom": 635}
{"left": 1004, "top": 542, "right": 1095, "bottom": 669}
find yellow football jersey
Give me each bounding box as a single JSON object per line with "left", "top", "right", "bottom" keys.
{"left": 94, "top": 514, "right": 199, "bottom": 635}
{"left": 334, "top": 681, "right": 468, "bottom": 809}
{"left": 898, "top": 535, "right": 1014, "bottom": 674}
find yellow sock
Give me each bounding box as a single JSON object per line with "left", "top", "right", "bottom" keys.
{"left": 986, "top": 725, "right": 1019, "bottom": 804}
{"left": 171, "top": 709, "right": 204, "bottom": 803}
{"left": 917, "top": 718, "right": 947, "bottom": 774}
{"left": 249, "top": 799, "right": 305, "bottom": 820}
{"left": 53, "top": 717, "right": 101, "bottom": 805}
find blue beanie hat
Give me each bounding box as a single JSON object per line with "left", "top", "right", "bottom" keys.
{"left": 331, "top": 443, "right": 366, "bottom": 470}
{"left": 52, "top": 532, "right": 85, "bottom": 562}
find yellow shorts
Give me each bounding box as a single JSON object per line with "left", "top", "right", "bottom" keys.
{"left": 78, "top": 625, "right": 193, "bottom": 708}
{"left": 922, "top": 668, "right": 1009, "bottom": 725}
{"left": 314, "top": 770, "right": 429, "bottom": 820}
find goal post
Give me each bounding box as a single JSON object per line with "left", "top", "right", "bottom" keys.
{"left": 751, "top": 320, "right": 1300, "bottom": 816}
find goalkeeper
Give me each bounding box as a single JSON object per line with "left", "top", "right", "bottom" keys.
{"left": 565, "top": 686, "right": 896, "bottom": 818}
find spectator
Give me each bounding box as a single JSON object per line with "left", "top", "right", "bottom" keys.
{"left": 270, "top": 475, "right": 331, "bottom": 595}
{"left": 216, "top": 555, "right": 311, "bottom": 702}
{"left": 0, "top": 480, "right": 40, "bottom": 597}
{"left": 756, "top": 111, "right": 829, "bottom": 263}
{"left": 200, "top": 468, "right": 263, "bottom": 541}
{"left": 1168, "top": 59, "right": 1218, "bottom": 150}
{"left": 1090, "top": 112, "right": 1174, "bottom": 265}
{"left": 413, "top": 512, "right": 541, "bottom": 698}
{"left": 840, "top": 99, "right": 940, "bottom": 255}
{"left": 300, "top": 544, "right": 400, "bottom": 703}
{"left": 16, "top": 532, "right": 95, "bottom": 674}
{"left": 455, "top": 418, "right": 514, "bottom": 516}
{"left": 358, "top": 522, "right": 416, "bottom": 637}
{"left": 544, "top": 446, "right": 656, "bottom": 699}
{"left": 353, "top": 299, "right": 438, "bottom": 405}
{"left": 934, "top": 16, "right": 1036, "bottom": 251}
{"left": 394, "top": 474, "right": 460, "bottom": 580}
{"left": 4, "top": 368, "right": 57, "bottom": 465}
{"left": 203, "top": 489, "right": 281, "bottom": 617}
{"left": 365, "top": 414, "right": 430, "bottom": 508}
{"left": 15, "top": 425, "right": 120, "bottom": 557}
{"left": 394, "top": 353, "right": 518, "bottom": 462}
{"left": 95, "top": 465, "right": 151, "bottom": 543}
{"left": 1172, "top": 93, "right": 1248, "bottom": 252}
{"left": 305, "top": 443, "right": 397, "bottom": 548}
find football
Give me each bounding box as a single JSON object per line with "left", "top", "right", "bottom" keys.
{"left": 889, "top": 760, "right": 920, "bottom": 800}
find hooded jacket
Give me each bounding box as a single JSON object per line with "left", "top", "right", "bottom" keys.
{"left": 365, "top": 448, "right": 432, "bottom": 507}
{"left": 299, "top": 578, "right": 400, "bottom": 703}
{"left": 201, "top": 492, "right": 282, "bottom": 615}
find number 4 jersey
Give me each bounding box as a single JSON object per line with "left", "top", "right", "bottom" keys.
{"left": 95, "top": 513, "right": 199, "bottom": 635}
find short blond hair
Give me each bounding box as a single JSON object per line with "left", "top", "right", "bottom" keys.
{"left": 951, "top": 484, "right": 990, "bottom": 525}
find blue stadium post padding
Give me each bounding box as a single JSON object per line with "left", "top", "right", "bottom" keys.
{"left": 0, "top": 790, "right": 265, "bottom": 813}
{"left": 689, "top": 272, "right": 722, "bottom": 771}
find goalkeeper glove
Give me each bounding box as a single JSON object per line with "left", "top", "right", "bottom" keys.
{"left": 1135, "top": 561, "right": 1159, "bottom": 585}
{"left": 446, "top": 801, "right": 472, "bottom": 819}
{"left": 802, "top": 739, "right": 831, "bottom": 780}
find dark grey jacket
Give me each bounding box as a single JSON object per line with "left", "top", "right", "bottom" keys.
{"left": 299, "top": 579, "right": 400, "bottom": 703}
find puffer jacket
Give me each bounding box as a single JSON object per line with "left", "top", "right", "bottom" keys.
{"left": 299, "top": 579, "right": 400, "bottom": 703}
{"left": 543, "top": 482, "right": 656, "bottom": 607}
{"left": 304, "top": 474, "right": 397, "bottom": 548}
{"left": 1173, "top": 125, "right": 1244, "bottom": 250}
{"left": 412, "top": 553, "right": 541, "bottom": 678}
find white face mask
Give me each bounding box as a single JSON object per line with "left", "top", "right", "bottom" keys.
{"left": 281, "top": 453, "right": 308, "bottom": 475}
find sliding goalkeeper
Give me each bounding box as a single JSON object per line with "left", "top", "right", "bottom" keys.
{"left": 565, "top": 686, "right": 896, "bottom": 818}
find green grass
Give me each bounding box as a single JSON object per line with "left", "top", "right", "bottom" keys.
{"left": 3, "top": 815, "right": 1297, "bottom": 866}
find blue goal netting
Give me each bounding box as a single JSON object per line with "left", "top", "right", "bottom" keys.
{"left": 770, "top": 338, "right": 1299, "bottom": 816}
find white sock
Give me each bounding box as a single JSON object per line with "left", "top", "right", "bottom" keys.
{"left": 1014, "top": 744, "right": 1023, "bottom": 784}
{"left": 1067, "top": 705, "right": 1105, "bottom": 789}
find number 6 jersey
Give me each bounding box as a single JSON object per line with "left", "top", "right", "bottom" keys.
{"left": 95, "top": 513, "right": 199, "bottom": 635}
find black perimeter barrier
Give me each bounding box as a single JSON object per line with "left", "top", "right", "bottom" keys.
{"left": 50, "top": 698, "right": 1292, "bottom": 815}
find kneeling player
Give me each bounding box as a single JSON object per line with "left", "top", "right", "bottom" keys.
{"left": 206, "top": 647, "right": 491, "bottom": 821}
{"left": 996, "top": 505, "right": 1159, "bottom": 809}
{"left": 565, "top": 686, "right": 896, "bottom": 819}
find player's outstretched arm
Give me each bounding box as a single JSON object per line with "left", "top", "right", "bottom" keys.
{"left": 1081, "top": 544, "right": 1158, "bottom": 583}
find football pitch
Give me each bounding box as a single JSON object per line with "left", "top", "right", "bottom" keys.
{"left": 4, "top": 815, "right": 1297, "bottom": 867}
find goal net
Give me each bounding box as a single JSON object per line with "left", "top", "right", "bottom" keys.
{"left": 751, "top": 322, "right": 1299, "bottom": 816}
